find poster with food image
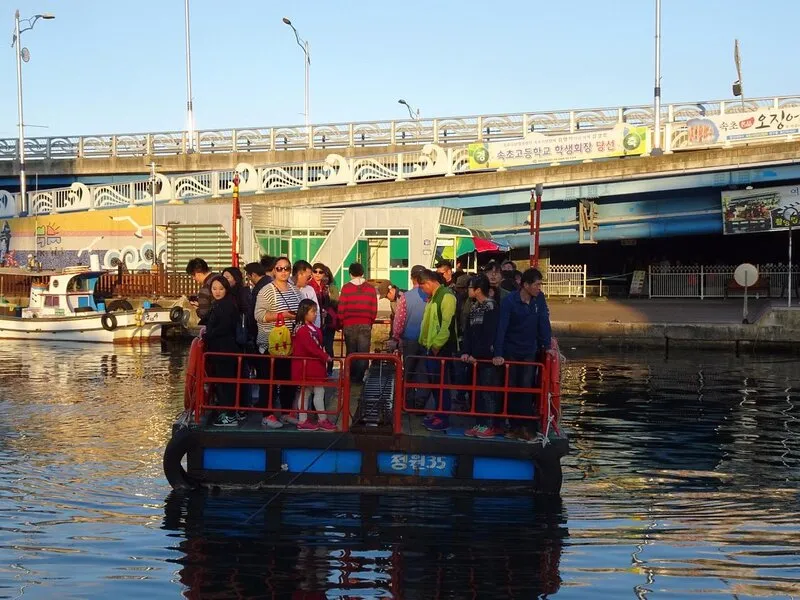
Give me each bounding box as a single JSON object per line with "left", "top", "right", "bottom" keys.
{"left": 721, "top": 185, "right": 800, "bottom": 234}
{"left": 684, "top": 106, "right": 800, "bottom": 148}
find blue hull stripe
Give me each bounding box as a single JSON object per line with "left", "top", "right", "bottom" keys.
{"left": 472, "top": 457, "right": 535, "bottom": 480}
{"left": 203, "top": 448, "right": 267, "bottom": 471}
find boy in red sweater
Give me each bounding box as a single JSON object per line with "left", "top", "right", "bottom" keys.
{"left": 337, "top": 263, "right": 377, "bottom": 382}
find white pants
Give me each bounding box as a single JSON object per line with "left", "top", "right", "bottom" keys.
{"left": 296, "top": 385, "right": 327, "bottom": 422}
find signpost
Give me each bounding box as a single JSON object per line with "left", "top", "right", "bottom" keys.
{"left": 734, "top": 263, "right": 758, "bottom": 324}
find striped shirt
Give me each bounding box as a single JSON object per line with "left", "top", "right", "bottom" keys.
{"left": 254, "top": 281, "right": 301, "bottom": 351}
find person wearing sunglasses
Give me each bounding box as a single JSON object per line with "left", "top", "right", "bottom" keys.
{"left": 254, "top": 256, "right": 301, "bottom": 429}
{"left": 310, "top": 263, "right": 338, "bottom": 373}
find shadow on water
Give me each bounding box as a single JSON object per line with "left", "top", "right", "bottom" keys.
{"left": 162, "top": 491, "right": 568, "bottom": 599}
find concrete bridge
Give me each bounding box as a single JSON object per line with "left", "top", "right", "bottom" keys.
{"left": 0, "top": 94, "right": 797, "bottom": 183}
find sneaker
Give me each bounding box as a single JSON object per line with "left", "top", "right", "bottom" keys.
{"left": 282, "top": 412, "right": 299, "bottom": 425}
{"left": 517, "top": 427, "right": 532, "bottom": 442}
{"left": 213, "top": 413, "right": 238, "bottom": 427}
{"left": 317, "top": 419, "right": 336, "bottom": 432}
{"left": 422, "top": 415, "right": 435, "bottom": 427}
{"left": 296, "top": 420, "right": 318, "bottom": 431}
{"left": 464, "top": 425, "right": 486, "bottom": 438}
{"left": 262, "top": 415, "right": 283, "bottom": 429}
{"left": 235, "top": 411, "right": 248, "bottom": 421}
{"left": 424, "top": 417, "right": 449, "bottom": 432}
{"left": 476, "top": 426, "right": 502, "bottom": 439}
{"left": 504, "top": 428, "right": 519, "bottom": 440}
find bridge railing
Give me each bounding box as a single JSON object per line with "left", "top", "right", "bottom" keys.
{"left": 1, "top": 94, "right": 798, "bottom": 161}
{"left": 648, "top": 264, "right": 799, "bottom": 299}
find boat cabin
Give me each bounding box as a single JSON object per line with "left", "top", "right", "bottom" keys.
{"left": 23, "top": 270, "right": 105, "bottom": 318}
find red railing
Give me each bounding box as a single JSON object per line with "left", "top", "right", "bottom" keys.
{"left": 184, "top": 341, "right": 562, "bottom": 438}
{"left": 195, "top": 352, "right": 349, "bottom": 431}
{"left": 398, "top": 355, "right": 551, "bottom": 434}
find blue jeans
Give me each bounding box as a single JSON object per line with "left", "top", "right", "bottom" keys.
{"left": 475, "top": 363, "right": 500, "bottom": 427}
{"left": 425, "top": 348, "right": 453, "bottom": 421}
{"left": 506, "top": 353, "right": 539, "bottom": 430}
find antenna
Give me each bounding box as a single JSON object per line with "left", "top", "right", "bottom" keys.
{"left": 733, "top": 39, "right": 744, "bottom": 107}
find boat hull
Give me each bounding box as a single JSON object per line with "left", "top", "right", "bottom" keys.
{"left": 0, "top": 308, "right": 178, "bottom": 343}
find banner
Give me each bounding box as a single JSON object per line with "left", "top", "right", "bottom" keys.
{"left": 468, "top": 124, "right": 649, "bottom": 170}
{"left": 685, "top": 106, "right": 800, "bottom": 147}
{"left": 721, "top": 185, "right": 800, "bottom": 235}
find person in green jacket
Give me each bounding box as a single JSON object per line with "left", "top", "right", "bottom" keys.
{"left": 417, "top": 269, "right": 458, "bottom": 432}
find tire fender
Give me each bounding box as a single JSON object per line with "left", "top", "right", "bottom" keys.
{"left": 101, "top": 313, "right": 118, "bottom": 331}
{"left": 163, "top": 427, "right": 198, "bottom": 490}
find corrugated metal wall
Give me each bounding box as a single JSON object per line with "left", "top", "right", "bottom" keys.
{"left": 166, "top": 224, "right": 231, "bottom": 273}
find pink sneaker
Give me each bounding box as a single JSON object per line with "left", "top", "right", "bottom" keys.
{"left": 296, "top": 420, "right": 318, "bottom": 431}
{"left": 317, "top": 419, "right": 336, "bottom": 432}
{"left": 262, "top": 415, "right": 283, "bottom": 429}
{"left": 476, "top": 426, "right": 502, "bottom": 439}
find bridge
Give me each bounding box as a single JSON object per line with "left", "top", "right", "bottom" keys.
{"left": 0, "top": 94, "right": 797, "bottom": 181}
{"left": 1, "top": 93, "right": 799, "bottom": 279}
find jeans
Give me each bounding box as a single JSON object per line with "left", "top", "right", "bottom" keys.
{"left": 401, "top": 338, "right": 427, "bottom": 408}
{"left": 344, "top": 324, "right": 372, "bottom": 382}
{"left": 505, "top": 353, "right": 539, "bottom": 430}
{"left": 323, "top": 328, "right": 336, "bottom": 373}
{"left": 254, "top": 351, "right": 296, "bottom": 413}
{"left": 475, "top": 363, "right": 500, "bottom": 427}
{"left": 425, "top": 346, "right": 453, "bottom": 422}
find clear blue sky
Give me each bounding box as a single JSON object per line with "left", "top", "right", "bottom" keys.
{"left": 2, "top": 0, "right": 798, "bottom": 137}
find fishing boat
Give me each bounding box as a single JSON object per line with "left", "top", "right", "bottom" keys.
{"left": 164, "top": 340, "right": 568, "bottom": 495}
{"left": 0, "top": 267, "right": 185, "bottom": 343}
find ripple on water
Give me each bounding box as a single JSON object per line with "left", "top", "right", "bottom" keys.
{"left": 0, "top": 341, "right": 798, "bottom": 598}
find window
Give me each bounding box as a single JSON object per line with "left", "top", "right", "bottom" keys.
{"left": 44, "top": 296, "right": 60, "bottom": 307}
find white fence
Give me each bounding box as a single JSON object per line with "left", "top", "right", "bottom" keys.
{"left": 2, "top": 94, "right": 798, "bottom": 161}
{"left": 544, "top": 264, "right": 587, "bottom": 297}
{"left": 648, "top": 264, "right": 799, "bottom": 299}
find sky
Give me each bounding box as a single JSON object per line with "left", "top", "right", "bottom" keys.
{"left": 2, "top": 0, "right": 799, "bottom": 139}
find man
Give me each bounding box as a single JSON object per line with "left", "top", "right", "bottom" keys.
{"left": 435, "top": 260, "right": 456, "bottom": 290}
{"left": 337, "top": 263, "right": 377, "bottom": 383}
{"left": 293, "top": 260, "right": 320, "bottom": 327}
{"left": 483, "top": 260, "right": 510, "bottom": 303}
{"left": 417, "top": 268, "right": 458, "bottom": 431}
{"left": 493, "top": 267, "right": 554, "bottom": 441}
{"left": 389, "top": 265, "right": 428, "bottom": 407}
{"left": 185, "top": 257, "right": 217, "bottom": 324}
{"left": 259, "top": 255, "right": 276, "bottom": 283}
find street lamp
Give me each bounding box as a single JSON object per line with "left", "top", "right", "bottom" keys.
{"left": 12, "top": 10, "right": 54, "bottom": 216}
{"left": 783, "top": 205, "right": 800, "bottom": 307}
{"left": 282, "top": 17, "right": 310, "bottom": 128}
{"left": 398, "top": 99, "right": 420, "bottom": 120}
{"left": 184, "top": 0, "right": 195, "bottom": 152}
{"left": 651, "top": 0, "right": 663, "bottom": 156}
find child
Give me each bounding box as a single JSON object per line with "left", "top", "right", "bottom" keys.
{"left": 291, "top": 299, "right": 336, "bottom": 431}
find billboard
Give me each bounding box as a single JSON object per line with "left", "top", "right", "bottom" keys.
{"left": 721, "top": 185, "right": 800, "bottom": 235}
{"left": 685, "top": 106, "right": 800, "bottom": 148}
{"left": 468, "top": 124, "right": 649, "bottom": 170}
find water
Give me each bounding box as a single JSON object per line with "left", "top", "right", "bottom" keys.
{"left": 0, "top": 341, "right": 798, "bottom": 598}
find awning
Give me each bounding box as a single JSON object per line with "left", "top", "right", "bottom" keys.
{"left": 451, "top": 235, "right": 510, "bottom": 256}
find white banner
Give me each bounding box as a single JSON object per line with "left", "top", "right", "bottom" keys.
{"left": 685, "top": 106, "right": 800, "bottom": 147}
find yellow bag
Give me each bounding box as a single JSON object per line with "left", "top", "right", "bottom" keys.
{"left": 268, "top": 313, "right": 293, "bottom": 356}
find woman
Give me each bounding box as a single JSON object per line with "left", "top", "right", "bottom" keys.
{"left": 203, "top": 275, "right": 243, "bottom": 427}
{"left": 253, "top": 256, "right": 301, "bottom": 429}
{"left": 222, "top": 266, "right": 251, "bottom": 317}
{"left": 310, "top": 262, "right": 337, "bottom": 371}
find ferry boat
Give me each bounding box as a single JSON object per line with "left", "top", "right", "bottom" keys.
{"left": 163, "top": 341, "right": 568, "bottom": 495}
{"left": 0, "top": 267, "right": 185, "bottom": 343}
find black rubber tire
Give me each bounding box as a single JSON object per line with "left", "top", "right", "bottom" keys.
{"left": 107, "top": 299, "right": 133, "bottom": 312}
{"left": 163, "top": 427, "right": 198, "bottom": 490}
{"left": 169, "top": 306, "right": 184, "bottom": 323}
{"left": 100, "top": 313, "right": 118, "bottom": 331}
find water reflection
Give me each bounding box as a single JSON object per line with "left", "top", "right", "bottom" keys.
{"left": 163, "top": 492, "right": 566, "bottom": 598}
{"left": 0, "top": 341, "right": 798, "bottom": 597}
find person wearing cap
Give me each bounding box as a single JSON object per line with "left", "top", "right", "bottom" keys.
{"left": 389, "top": 265, "right": 429, "bottom": 407}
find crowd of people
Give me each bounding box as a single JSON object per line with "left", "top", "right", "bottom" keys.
{"left": 185, "top": 255, "right": 553, "bottom": 441}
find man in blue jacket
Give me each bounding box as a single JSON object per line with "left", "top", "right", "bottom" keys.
{"left": 493, "top": 267, "right": 554, "bottom": 441}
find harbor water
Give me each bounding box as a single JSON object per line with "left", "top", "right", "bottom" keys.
{"left": 0, "top": 341, "right": 798, "bottom": 598}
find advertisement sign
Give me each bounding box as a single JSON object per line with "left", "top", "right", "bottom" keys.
{"left": 721, "top": 185, "right": 800, "bottom": 235}
{"left": 468, "top": 124, "right": 649, "bottom": 170}
{"left": 686, "top": 106, "right": 800, "bottom": 148}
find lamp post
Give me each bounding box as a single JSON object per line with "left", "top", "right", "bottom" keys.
{"left": 184, "top": 0, "right": 195, "bottom": 152}
{"left": 149, "top": 161, "right": 160, "bottom": 267}
{"left": 530, "top": 183, "right": 543, "bottom": 268}
{"left": 398, "top": 99, "right": 420, "bottom": 120}
{"left": 784, "top": 205, "right": 800, "bottom": 307}
{"left": 652, "top": 0, "right": 663, "bottom": 155}
{"left": 282, "top": 17, "right": 310, "bottom": 128}
{"left": 12, "top": 10, "right": 54, "bottom": 216}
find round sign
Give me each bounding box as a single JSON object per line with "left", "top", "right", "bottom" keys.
{"left": 734, "top": 263, "right": 758, "bottom": 287}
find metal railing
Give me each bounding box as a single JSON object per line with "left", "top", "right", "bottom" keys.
{"left": 1, "top": 94, "right": 797, "bottom": 162}
{"left": 543, "top": 264, "right": 587, "bottom": 297}
{"left": 648, "top": 264, "right": 799, "bottom": 299}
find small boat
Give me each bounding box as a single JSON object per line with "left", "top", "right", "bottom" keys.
{"left": 164, "top": 341, "right": 568, "bottom": 495}
{"left": 0, "top": 267, "right": 185, "bottom": 343}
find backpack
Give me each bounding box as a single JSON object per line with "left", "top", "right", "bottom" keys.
{"left": 268, "top": 313, "right": 293, "bottom": 356}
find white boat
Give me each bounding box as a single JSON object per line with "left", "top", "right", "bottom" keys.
{"left": 0, "top": 267, "right": 185, "bottom": 343}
